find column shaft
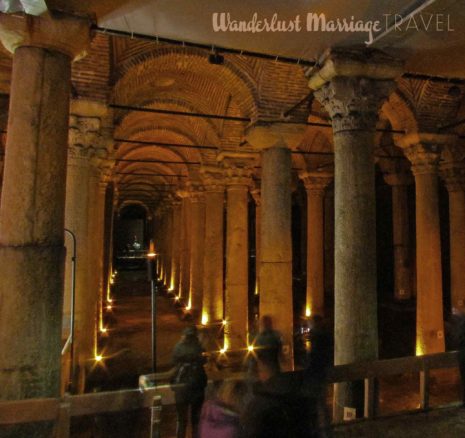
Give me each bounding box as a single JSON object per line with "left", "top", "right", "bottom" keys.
{"left": 306, "top": 190, "right": 325, "bottom": 316}
{"left": 225, "top": 185, "right": 249, "bottom": 350}
{"left": 0, "top": 46, "right": 70, "bottom": 400}
{"left": 202, "top": 189, "right": 225, "bottom": 322}
{"left": 391, "top": 183, "right": 412, "bottom": 300}
{"left": 189, "top": 195, "right": 206, "bottom": 316}
{"left": 414, "top": 171, "right": 444, "bottom": 353}
{"left": 179, "top": 196, "right": 191, "bottom": 302}
{"left": 260, "top": 146, "right": 293, "bottom": 368}
{"left": 170, "top": 202, "right": 182, "bottom": 292}
{"left": 448, "top": 189, "right": 465, "bottom": 310}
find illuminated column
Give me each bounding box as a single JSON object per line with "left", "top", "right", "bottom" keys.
{"left": 164, "top": 203, "right": 174, "bottom": 288}
{"left": 247, "top": 124, "right": 304, "bottom": 370}
{"left": 300, "top": 171, "right": 333, "bottom": 317}
{"left": 220, "top": 152, "right": 255, "bottom": 351}
{"left": 0, "top": 12, "right": 90, "bottom": 410}
{"left": 308, "top": 49, "right": 402, "bottom": 420}
{"left": 178, "top": 191, "right": 192, "bottom": 302}
{"left": 399, "top": 134, "right": 451, "bottom": 355}
{"left": 384, "top": 172, "right": 414, "bottom": 301}
{"left": 188, "top": 188, "right": 206, "bottom": 318}
{"left": 441, "top": 153, "right": 465, "bottom": 312}
{"left": 251, "top": 188, "right": 261, "bottom": 296}
{"left": 201, "top": 167, "right": 225, "bottom": 323}
{"left": 170, "top": 199, "right": 182, "bottom": 292}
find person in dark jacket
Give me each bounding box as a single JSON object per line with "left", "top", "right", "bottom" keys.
{"left": 172, "top": 325, "right": 208, "bottom": 438}
{"left": 242, "top": 315, "right": 317, "bottom": 438}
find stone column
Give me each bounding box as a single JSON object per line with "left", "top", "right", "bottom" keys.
{"left": 441, "top": 159, "right": 465, "bottom": 312}
{"left": 308, "top": 48, "right": 402, "bottom": 420}
{"left": 0, "top": 13, "right": 90, "bottom": 408}
{"left": 300, "top": 171, "right": 333, "bottom": 317}
{"left": 201, "top": 166, "right": 225, "bottom": 323}
{"left": 384, "top": 172, "right": 414, "bottom": 301}
{"left": 251, "top": 188, "right": 261, "bottom": 296}
{"left": 178, "top": 191, "right": 192, "bottom": 302}
{"left": 189, "top": 189, "right": 206, "bottom": 318}
{"left": 399, "top": 134, "right": 452, "bottom": 355}
{"left": 170, "top": 199, "right": 182, "bottom": 292}
{"left": 164, "top": 203, "right": 174, "bottom": 288}
{"left": 0, "top": 147, "right": 4, "bottom": 203}
{"left": 219, "top": 152, "right": 255, "bottom": 351}
{"left": 247, "top": 124, "right": 304, "bottom": 370}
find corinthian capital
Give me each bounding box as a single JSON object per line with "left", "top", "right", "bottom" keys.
{"left": 299, "top": 171, "right": 333, "bottom": 194}
{"left": 217, "top": 151, "right": 255, "bottom": 186}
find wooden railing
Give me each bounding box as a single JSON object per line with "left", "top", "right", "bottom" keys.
{"left": 0, "top": 351, "right": 461, "bottom": 437}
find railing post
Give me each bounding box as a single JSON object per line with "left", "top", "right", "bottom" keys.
{"left": 420, "top": 367, "right": 430, "bottom": 410}
{"left": 150, "top": 395, "right": 162, "bottom": 438}
{"left": 54, "top": 400, "right": 71, "bottom": 438}
{"left": 364, "top": 377, "right": 377, "bottom": 419}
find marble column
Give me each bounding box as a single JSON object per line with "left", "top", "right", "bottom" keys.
{"left": 384, "top": 172, "right": 414, "bottom": 301}
{"left": 399, "top": 134, "right": 452, "bottom": 355}
{"left": 308, "top": 48, "right": 402, "bottom": 420}
{"left": 0, "top": 13, "right": 90, "bottom": 408}
{"left": 300, "top": 171, "right": 333, "bottom": 317}
{"left": 247, "top": 124, "right": 304, "bottom": 370}
{"left": 179, "top": 191, "right": 192, "bottom": 302}
{"left": 170, "top": 199, "right": 182, "bottom": 292}
{"left": 220, "top": 152, "right": 255, "bottom": 351}
{"left": 189, "top": 189, "right": 206, "bottom": 319}
{"left": 164, "top": 203, "right": 174, "bottom": 288}
{"left": 441, "top": 153, "right": 465, "bottom": 312}
{"left": 251, "top": 188, "right": 261, "bottom": 297}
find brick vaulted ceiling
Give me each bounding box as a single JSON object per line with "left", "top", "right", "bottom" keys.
{"left": 2, "top": 1, "right": 465, "bottom": 208}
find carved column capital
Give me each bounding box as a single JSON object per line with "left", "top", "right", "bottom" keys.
{"left": 0, "top": 12, "right": 91, "bottom": 60}
{"left": 217, "top": 151, "right": 255, "bottom": 187}
{"left": 299, "top": 171, "right": 333, "bottom": 195}
{"left": 307, "top": 48, "right": 402, "bottom": 134}
{"left": 397, "top": 133, "right": 455, "bottom": 176}
{"left": 200, "top": 165, "right": 225, "bottom": 193}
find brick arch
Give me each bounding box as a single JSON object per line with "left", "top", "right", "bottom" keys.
{"left": 381, "top": 90, "right": 419, "bottom": 134}
{"left": 113, "top": 45, "right": 259, "bottom": 120}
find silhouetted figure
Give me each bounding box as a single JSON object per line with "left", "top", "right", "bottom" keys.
{"left": 172, "top": 326, "right": 208, "bottom": 438}
{"left": 242, "top": 315, "right": 317, "bottom": 437}
{"left": 199, "top": 379, "right": 248, "bottom": 438}
{"left": 304, "top": 315, "right": 333, "bottom": 437}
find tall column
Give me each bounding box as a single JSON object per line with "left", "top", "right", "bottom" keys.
{"left": 201, "top": 167, "right": 225, "bottom": 323}
{"left": 178, "top": 191, "right": 192, "bottom": 302}
{"left": 164, "top": 203, "right": 174, "bottom": 288}
{"left": 189, "top": 189, "right": 206, "bottom": 318}
{"left": 441, "top": 158, "right": 465, "bottom": 312}
{"left": 247, "top": 124, "right": 304, "bottom": 370}
{"left": 170, "top": 199, "right": 182, "bottom": 292}
{"left": 219, "top": 152, "right": 255, "bottom": 351}
{"left": 399, "top": 134, "right": 452, "bottom": 355}
{"left": 308, "top": 49, "right": 402, "bottom": 420}
{"left": 384, "top": 172, "right": 414, "bottom": 300}
{"left": 0, "top": 13, "right": 90, "bottom": 409}
{"left": 300, "top": 171, "right": 333, "bottom": 317}
{"left": 0, "top": 147, "right": 4, "bottom": 203}
{"left": 251, "top": 188, "right": 261, "bottom": 296}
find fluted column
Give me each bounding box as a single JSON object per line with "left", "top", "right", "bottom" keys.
{"left": 219, "top": 152, "right": 255, "bottom": 351}
{"left": 441, "top": 150, "right": 465, "bottom": 312}
{"left": 201, "top": 167, "right": 225, "bottom": 323}
{"left": 300, "top": 171, "right": 333, "bottom": 317}
{"left": 188, "top": 189, "right": 206, "bottom": 317}
{"left": 0, "top": 13, "right": 90, "bottom": 411}
{"left": 399, "top": 134, "right": 452, "bottom": 355}
{"left": 308, "top": 48, "right": 402, "bottom": 420}
{"left": 384, "top": 172, "right": 414, "bottom": 300}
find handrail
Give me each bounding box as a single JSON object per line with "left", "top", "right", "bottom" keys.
{"left": 0, "top": 350, "right": 461, "bottom": 434}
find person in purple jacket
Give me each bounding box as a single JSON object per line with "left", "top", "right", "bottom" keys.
{"left": 199, "top": 379, "right": 248, "bottom": 438}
